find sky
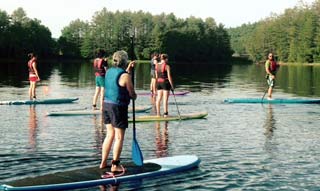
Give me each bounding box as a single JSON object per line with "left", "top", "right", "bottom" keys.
{"left": 0, "top": 0, "right": 316, "bottom": 38}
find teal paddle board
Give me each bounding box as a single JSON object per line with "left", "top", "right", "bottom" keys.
{"left": 0, "top": 98, "right": 79, "bottom": 105}
{"left": 224, "top": 98, "right": 320, "bottom": 104}
{"left": 129, "top": 111, "right": 208, "bottom": 122}
{"left": 46, "top": 106, "right": 152, "bottom": 116}
{"left": 0, "top": 155, "right": 200, "bottom": 191}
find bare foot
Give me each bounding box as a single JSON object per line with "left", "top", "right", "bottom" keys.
{"left": 99, "top": 161, "right": 107, "bottom": 169}
{"left": 111, "top": 165, "right": 124, "bottom": 172}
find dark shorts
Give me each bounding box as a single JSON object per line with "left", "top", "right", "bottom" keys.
{"left": 150, "top": 69, "right": 156, "bottom": 78}
{"left": 104, "top": 103, "right": 128, "bottom": 129}
{"left": 95, "top": 76, "right": 105, "bottom": 87}
{"left": 157, "top": 80, "right": 171, "bottom": 91}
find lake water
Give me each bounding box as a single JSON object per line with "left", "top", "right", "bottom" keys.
{"left": 1, "top": 61, "right": 320, "bottom": 190}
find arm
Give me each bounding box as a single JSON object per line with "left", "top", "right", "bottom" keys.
{"left": 32, "top": 62, "right": 40, "bottom": 81}
{"left": 119, "top": 73, "right": 137, "bottom": 100}
{"left": 166, "top": 65, "right": 174, "bottom": 90}
{"left": 126, "top": 61, "right": 135, "bottom": 74}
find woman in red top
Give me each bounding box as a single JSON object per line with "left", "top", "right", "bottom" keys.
{"left": 27, "top": 53, "right": 40, "bottom": 100}
{"left": 155, "top": 54, "right": 174, "bottom": 117}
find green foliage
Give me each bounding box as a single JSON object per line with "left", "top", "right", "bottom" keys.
{"left": 0, "top": 8, "right": 55, "bottom": 58}
{"left": 229, "top": 0, "right": 320, "bottom": 63}
{"left": 59, "top": 9, "right": 232, "bottom": 61}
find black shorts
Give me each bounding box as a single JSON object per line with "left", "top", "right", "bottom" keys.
{"left": 150, "top": 69, "right": 156, "bottom": 78}
{"left": 104, "top": 103, "right": 128, "bottom": 129}
{"left": 157, "top": 80, "right": 171, "bottom": 91}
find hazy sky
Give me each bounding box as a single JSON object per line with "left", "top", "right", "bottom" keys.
{"left": 0, "top": 0, "right": 316, "bottom": 38}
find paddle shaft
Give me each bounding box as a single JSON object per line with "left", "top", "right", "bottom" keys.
{"left": 132, "top": 68, "right": 136, "bottom": 135}
{"left": 171, "top": 89, "right": 181, "bottom": 120}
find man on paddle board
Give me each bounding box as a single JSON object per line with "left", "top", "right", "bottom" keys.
{"left": 100, "top": 50, "right": 137, "bottom": 174}
{"left": 27, "top": 53, "right": 40, "bottom": 100}
{"left": 92, "top": 49, "right": 108, "bottom": 110}
{"left": 265, "top": 53, "right": 279, "bottom": 100}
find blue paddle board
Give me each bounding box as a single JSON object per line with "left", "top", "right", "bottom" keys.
{"left": 0, "top": 155, "right": 200, "bottom": 191}
{"left": 0, "top": 98, "right": 79, "bottom": 105}
{"left": 224, "top": 98, "right": 320, "bottom": 104}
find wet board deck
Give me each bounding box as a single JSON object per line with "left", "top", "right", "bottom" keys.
{"left": 137, "top": 91, "right": 190, "bottom": 96}
{"left": 0, "top": 155, "right": 200, "bottom": 191}
{"left": 0, "top": 98, "right": 79, "bottom": 105}
{"left": 46, "top": 106, "right": 152, "bottom": 116}
{"left": 224, "top": 98, "right": 320, "bottom": 104}
{"left": 129, "top": 111, "right": 208, "bottom": 122}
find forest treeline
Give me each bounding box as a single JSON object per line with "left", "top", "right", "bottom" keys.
{"left": 0, "top": 8, "right": 232, "bottom": 62}
{"left": 228, "top": 0, "right": 320, "bottom": 63}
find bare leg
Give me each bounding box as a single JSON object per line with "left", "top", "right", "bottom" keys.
{"left": 100, "top": 87, "right": 105, "bottom": 111}
{"left": 267, "top": 87, "right": 273, "bottom": 99}
{"left": 111, "top": 127, "right": 126, "bottom": 172}
{"left": 100, "top": 124, "right": 115, "bottom": 169}
{"left": 29, "top": 81, "right": 33, "bottom": 100}
{"left": 163, "top": 90, "right": 169, "bottom": 116}
{"left": 156, "top": 90, "right": 163, "bottom": 116}
{"left": 151, "top": 78, "right": 156, "bottom": 95}
{"left": 93, "top": 87, "right": 101, "bottom": 109}
{"left": 29, "top": 81, "right": 36, "bottom": 100}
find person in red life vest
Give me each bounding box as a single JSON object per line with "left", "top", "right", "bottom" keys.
{"left": 265, "top": 53, "right": 280, "bottom": 100}
{"left": 92, "top": 49, "right": 108, "bottom": 110}
{"left": 155, "top": 54, "right": 174, "bottom": 117}
{"left": 27, "top": 53, "right": 40, "bottom": 100}
{"left": 99, "top": 50, "right": 136, "bottom": 173}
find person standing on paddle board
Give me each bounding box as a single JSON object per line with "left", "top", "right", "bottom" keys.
{"left": 92, "top": 49, "right": 108, "bottom": 110}
{"left": 27, "top": 53, "right": 40, "bottom": 100}
{"left": 100, "top": 50, "right": 137, "bottom": 173}
{"left": 150, "top": 53, "right": 158, "bottom": 95}
{"left": 155, "top": 54, "right": 174, "bottom": 117}
{"left": 265, "top": 53, "right": 279, "bottom": 100}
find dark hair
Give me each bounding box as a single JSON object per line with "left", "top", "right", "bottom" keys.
{"left": 28, "top": 53, "right": 36, "bottom": 59}
{"left": 161, "top": 54, "right": 168, "bottom": 60}
{"left": 96, "top": 49, "right": 106, "bottom": 58}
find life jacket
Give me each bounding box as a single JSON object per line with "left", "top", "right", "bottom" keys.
{"left": 94, "top": 58, "right": 106, "bottom": 76}
{"left": 156, "top": 62, "right": 168, "bottom": 83}
{"left": 28, "top": 58, "right": 36, "bottom": 75}
{"left": 104, "top": 67, "right": 130, "bottom": 106}
{"left": 269, "top": 60, "right": 277, "bottom": 72}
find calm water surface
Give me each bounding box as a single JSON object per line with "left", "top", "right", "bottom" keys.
{"left": 1, "top": 61, "right": 320, "bottom": 190}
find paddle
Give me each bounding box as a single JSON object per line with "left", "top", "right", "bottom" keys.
{"left": 261, "top": 87, "right": 268, "bottom": 103}
{"left": 171, "top": 89, "right": 181, "bottom": 120}
{"left": 130, "top": 35, "right": 143, "bottom": 166}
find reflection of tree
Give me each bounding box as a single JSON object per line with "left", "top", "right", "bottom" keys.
{"left": 263, "top": 104, "right": 276, "bottom": 139}
{"left": 28, "top": 105, "right": 38, "bottom": 151}
{"left": 155, "top": 122, "right": 169, "bottom": 157}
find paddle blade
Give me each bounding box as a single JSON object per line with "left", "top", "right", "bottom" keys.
{"left": 132, "top": 138, "right": 143, "bottom": 166}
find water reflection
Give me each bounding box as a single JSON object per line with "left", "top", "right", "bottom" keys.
{"left": 263, "top": 104, "right": 276, "bottom": 139}
{"left": 28, "top": 105, "right": 38, "bottom": 151}
{"left": 99, "top": 184, "right": 119, "bottom": 191}
{"left": 92, "top": 115, "right": 105, "bottom": 155}
{"left": 155, "top": 122, "right": 169, "bottom": 158}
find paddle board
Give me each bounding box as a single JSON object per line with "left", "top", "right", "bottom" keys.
{"left": 224, "top": 98, "right": 320, "bottom": 104}
{"left": 46, "top": 106, "right": 152, "bottom": 116}
{"left": 0, "top": 98, "right": 79, "bottom": 105}
{"left": 137, "top": 90, "right": 190, "bottom": 96}
{"left": 129, "top": 111, "right": 208, "bottom": 122}
{"left": 0, "top": 155, "right": 200, "bottom": 191}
